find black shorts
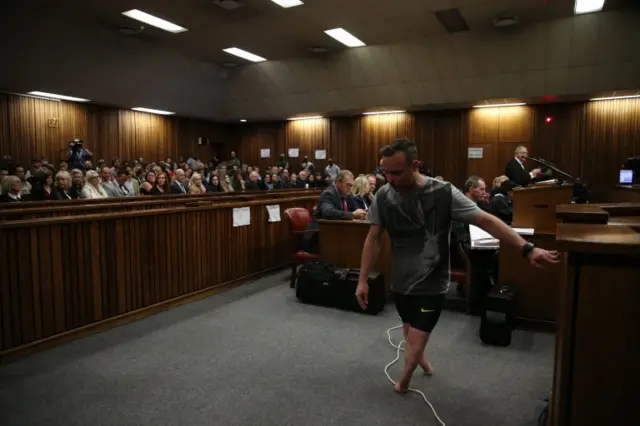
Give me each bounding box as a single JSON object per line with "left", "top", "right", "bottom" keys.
{"left": 394, "top": 293, "right": 445, "bottom": 333}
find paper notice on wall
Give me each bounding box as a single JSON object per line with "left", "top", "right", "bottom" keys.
{"left": 288, "top": 148, "right": 299, "bottom": 158}
{"left": 265, "top": 204, "right": 281, "bottom": 222}
{"left": 233, "top": 207, "right": 251, "bottom": 227}
{"left": 315, "top": 150, "right": 326, "bottom": 160}
{"left": 468, "top": 147, "right": 483, "bottom": 159}
{"left": 260, "top": 149, "right": 271, "bottom": 158}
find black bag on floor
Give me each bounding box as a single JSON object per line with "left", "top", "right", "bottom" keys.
{"left": 334, "top": 269, "right": 386, "bottom": 315}
{"left": 295, "top": 261, "right": 339, "bottom": 307}
{"left": 480, "top": 285, "right": 515, "bottom": 346}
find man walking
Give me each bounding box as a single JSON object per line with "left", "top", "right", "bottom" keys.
{"left": 355, "top": 138, "right": 558, "bottom": 393}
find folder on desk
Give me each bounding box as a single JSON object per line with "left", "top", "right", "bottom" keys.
{"left": 469, "top": 225, "right": 499, "bottom": 249}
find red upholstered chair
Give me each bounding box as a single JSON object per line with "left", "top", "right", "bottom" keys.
{"left": 450, "top": 241, "right": 471, "bottom": 313}
{"left": 283, "top": 207, "right": 320, "bottom": 288}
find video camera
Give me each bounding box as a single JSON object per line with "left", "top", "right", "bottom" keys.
{"left": 69, "top": 139, "right": 84, "bottom": 150}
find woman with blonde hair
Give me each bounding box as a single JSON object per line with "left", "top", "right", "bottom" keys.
{"left": 53, "top": 170, "right": 72, "bottom": 200}
{"left": 0, "top": 176, "right": 23, "bottom": 202}
{"left": 81, "top": 170, "right": 108, "bottom": 199}
{"left": 188, "top": 173, "right": 206, "bottom": 194}
{"left": 348, "top": 175, "right": 372, "bottom": 211}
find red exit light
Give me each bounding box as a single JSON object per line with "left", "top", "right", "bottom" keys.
{"left": 545, "top": 116, "right": 553, "bottom": 123}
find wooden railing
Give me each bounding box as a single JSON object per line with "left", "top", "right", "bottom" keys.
{"left": 0, "top": 189, "right": 321, "bottom": 221}
{"left": 0, "top": 193, "right": 319, "bottom": 359}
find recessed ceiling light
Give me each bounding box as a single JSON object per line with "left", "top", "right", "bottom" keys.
{"left": 240, "top": 119, "right": 247, "bottom": 122}
{"left": 363, "top": 110, "right": 406, "bottom": 115}
{"left": 590, "top": 95, "right": 640, "bottom": 101}
{"left": 270, "top": 0, "right": 303, "bottom": 8}
{"left": 574, "top": 0, "right": 605, "bottom": 15}
{"left": 27, "top": 91, "right": 89, "bottom": 102}
{"left": 472, "top": 103, "right": 526, "bottom": 108}
{"left": 324, "top": 28, "right": 365, "bottom": 48}
{"left": 223, "top": 47, "right": 267, "bottom": 63}
{"left": 287, "top": 116, "right": 323, "bottom": 121}
{"left": 122, "top": 9, "right": 188, "bottom": 34}
{"left": 132, "top": 107, "right": 175, "bottom": 115}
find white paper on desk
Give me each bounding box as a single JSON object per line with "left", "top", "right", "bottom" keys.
{"left": 233, "top": 207, "right": 251, "bottom": 227}
{"left": 265, "top": 204, "right": 281, "bottom": 222}
{"left": 469, "top": 225, "right": 499, "bottom": 248}
{"left": 288, "top": 148, "right": 299, "bottom": 158}
{"left": 315, "top": 149, "right": 326, "bottom": 160}
{"left": 513, "top": 228, "right": 534, "bottom": 235}
{"left": 260, "top": 148, "right": 271, "bottom": 158}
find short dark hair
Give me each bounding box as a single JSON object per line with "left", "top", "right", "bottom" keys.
{"left": 116, "top": 169, "right": 129, "bottom": 177}
{"left": 379, "top": 138, "right": 418, "bottom": 165}
{"left": 464, "top": 176, "right": 484, "bottom": 193}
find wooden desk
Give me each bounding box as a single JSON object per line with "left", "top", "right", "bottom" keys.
{"left": 512, "top": 185, "right": 573, "bottom": 234}
{"left": 550, "top": 223, "right": 640, "bottom": 426}
{"left": 317, "top": 220, "right": 392, "bottom": 294}
{"left": 496, "top": 232, "right": 564, "bottom": 329}
{"left": 610, "top": 184, "right": 640, "bottom": 202}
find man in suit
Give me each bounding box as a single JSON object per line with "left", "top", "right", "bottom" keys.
{"left": 314, "top": 170, "right": 367, "bottom": 221}
{"left": 104, "top": 169, "right": 130, "bottom": 197}
{"left": 171, "top": 169, "right": 188, "bottom": 194}
{"left": 505, "top": 145, "right": 541, "bottom": 187}
{"left": 303, "top": 170, "right": 367, "bottom": 252}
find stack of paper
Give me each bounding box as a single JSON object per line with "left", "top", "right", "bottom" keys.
{"left": 469, "top": 225, "right": 499, "bottom": 249}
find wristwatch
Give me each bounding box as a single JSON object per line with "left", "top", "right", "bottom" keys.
{"left": 521, "top": 242, "right": 535, "bottom": 258}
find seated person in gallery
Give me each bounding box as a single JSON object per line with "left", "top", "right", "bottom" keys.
{"left": 489, "top": 180, "right": 515, "bottom": 225}
{"left": 303, "top": 170, "right": 367, "bottom": 252}
{"left": 347, "top": 175, "right": 374, "bottom": 211}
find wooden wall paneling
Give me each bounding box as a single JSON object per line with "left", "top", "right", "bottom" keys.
{"left": 328, "top": 117, "right": 354, "bottom": 171}
{"left": 532, "top": 103, "right": 585, "bottom": 182}
{"left": 498, "top": 106, "right": 533, "bottom": 143}
{"left": 283, "top": 118, "right": 331, "bottom": 173}
{"left": 583, "top": 99, "right": 640, "bottom": 200}
{"left": 228, "top": 123, "right": 281, "bottom": 170}
{"left": 0, "top": 95, "right": 12, "bottom": 158}
{"left": 469, "top": 107, "right": 499, "bottom": 143}
{"left": 433, "top": 111, "right": 467, "bottom": 187}
{"left": 414, "top": 111, "right": 435, "bottom": 171}
{"left": 356, "top": 113, "right": 415, "bottom": 176}
{"left": 0, "top": 229, "right": 10, "bottom": 350}
{"left": 28, "top": 229, "right": 43, "bottom": 341}
{"left": 467, "top": 143, "right": 496, "bottom": 184}
{"left": 6, "top": 95, "right": 61, "bottom": 166}
{"left": 49, "top": 226, "right": 65, "bottom": 334}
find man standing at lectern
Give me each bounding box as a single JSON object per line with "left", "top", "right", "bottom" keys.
{"left": 506, "top": 145, "right": 541, "bottom": 187}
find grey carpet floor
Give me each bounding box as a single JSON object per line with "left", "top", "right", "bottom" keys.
{"left": 0, "top": 271, "right": 554, "bottom": 426}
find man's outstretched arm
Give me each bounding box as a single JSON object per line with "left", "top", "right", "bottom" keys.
{"left": 470, "top": 210, "right": 559, "bottom": 268}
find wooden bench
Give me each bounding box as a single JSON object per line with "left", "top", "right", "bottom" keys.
{"left": 0, "top": 189, "right": 322, "bottom": 221}
{"left": 0, "top": 192, "right": 320, "bottom": 361}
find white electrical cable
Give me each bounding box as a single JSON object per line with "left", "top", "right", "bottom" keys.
{"left": 385, "top": 324, "right": 446, "bottom": 426}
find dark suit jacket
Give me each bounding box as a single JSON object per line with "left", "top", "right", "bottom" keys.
{"left": 171, "top": 181, "right": 187, "bottom": 194}
{"left": 53, "top": 187, "right": 73, "bottom": 200}
{"left": 505, "top": 157, "right": 532, "bottom": 187}
{"left": 313, "top": 184, "right": 353, "bottom": 221}
{"left": 346, "top": 194, "right": 370, "bottom": 211}
{"left": 490, "top": 194, "right": 513, "bottom": 225}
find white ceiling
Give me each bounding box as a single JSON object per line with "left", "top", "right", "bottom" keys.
{"left": 0, "top": 0, "right": 637, "bottom": 120}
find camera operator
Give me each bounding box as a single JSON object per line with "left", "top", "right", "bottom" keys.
{"left": 67, "top": 139, "right": 93, "bottom": 171}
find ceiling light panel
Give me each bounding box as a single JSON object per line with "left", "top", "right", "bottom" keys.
{"left": 223, "top": 47, "right": 267, "bottom": 63}
{"left": 363, "top": 110, "right": 406, "bottom": 115}
{"left": 574, "top": 0, "right": 605, "bottom": 15}
{"left": 288, "top": 116, "right": 323, "bottom": 120}
{"left": 324, "top": 28, "right": 365, "bottom": 47}
{"left": 132, "top": 107, "right": 175, "bottom": 115}
{"left": 472, "top": 103, "right": 526, "bottom": 108}
{"left": 122, "top": 9, "right": 188, "bottom": 33}
{"left": 270, "top": 0, "right": 304, "bottom": 8}
{"left": 27, "top": 91, "right": 89, "bottom": 102}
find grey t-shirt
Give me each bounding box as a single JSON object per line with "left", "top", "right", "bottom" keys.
{"left": 368, "top": 177, "right": 480, "bottom": 295}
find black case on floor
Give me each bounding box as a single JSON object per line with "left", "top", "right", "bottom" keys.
{"left": 295, "top": 262, "right": 339, "bottom": 307}
{"left": 480, "top": 285, "right": 515, "bottom": 346}
{"left": 334, "top": 269, "right": 386, "bottom": 315}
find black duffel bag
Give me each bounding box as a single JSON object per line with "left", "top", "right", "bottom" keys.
{"left": 295, "top": 261, "right": 339, "bottom": 307}
{"left": 335, "top": 269, "right": 386, "bottom": 315}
